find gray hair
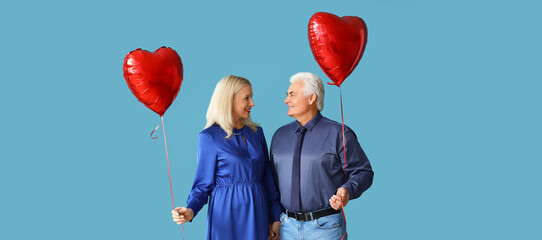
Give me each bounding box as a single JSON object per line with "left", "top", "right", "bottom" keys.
{"left": 289, "top": 72, "right": 325, "bottom": 111}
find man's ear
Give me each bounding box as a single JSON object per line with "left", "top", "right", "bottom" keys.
{"left": 309, "top": 94, "right": 317, "bottom": 105}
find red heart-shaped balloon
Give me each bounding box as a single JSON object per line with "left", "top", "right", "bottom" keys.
{"left": 123, "top": 47, "right": 183, "bottom": 116}
{"left": 308, "top": 12, "right": 368, "bottom": 87}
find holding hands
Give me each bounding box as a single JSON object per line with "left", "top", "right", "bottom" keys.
{"left": 268, "top": 221, "right": 280, "bottom": 240}
{"left": 171, "top": 207, "right": 194, "bottom": 224}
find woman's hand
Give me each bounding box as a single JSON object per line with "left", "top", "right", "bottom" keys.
{"left": 171, "top": 207, "right": 194, "bottom": 224}
{"left": 268, "top": 221, "right": 280, "bottom": 240}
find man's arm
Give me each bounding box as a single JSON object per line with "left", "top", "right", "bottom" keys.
{"left": 338, "top": 126, "right": 374, "bottom": 200}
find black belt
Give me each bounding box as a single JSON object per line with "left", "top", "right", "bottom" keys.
{"left": 282, "top": 207, "right": 340, "bottom": 221}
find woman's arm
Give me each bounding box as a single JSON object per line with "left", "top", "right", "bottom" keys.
{"left": 184, "top": 132, "right": 218, "bottom": 219}
{"left": 260, "top": 128, "right": 282, "bottom": 223}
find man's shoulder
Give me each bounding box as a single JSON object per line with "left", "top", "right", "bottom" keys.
{"left": 318, "top": 116, "right": 342, "bottom": 129}
{"left": 272, "top": 121, "right": 297, "bottom": 139}
{"left": 275, "top": 121, "right": 297, "bottom": 132}
{"left": 317, "top": 116, "right": 355, "bottom": 133}
{"left": 319, "top": 116, "right": 341, "bottom": 126}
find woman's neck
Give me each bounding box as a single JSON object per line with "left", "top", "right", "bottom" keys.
{"left": 233, "top": 120, "right": 244, "bottom": 129}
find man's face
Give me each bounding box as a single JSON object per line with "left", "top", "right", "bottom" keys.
{"left": 284, "top": 81, "right": 312, "bottom": 119}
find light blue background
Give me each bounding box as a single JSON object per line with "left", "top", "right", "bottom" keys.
{"left": 1, "top": 0, "right": 540, "bottom": 239}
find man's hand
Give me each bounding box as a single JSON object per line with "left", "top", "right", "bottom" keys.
{"left": 329, "top": 187, "right": 350, "bottom": 210}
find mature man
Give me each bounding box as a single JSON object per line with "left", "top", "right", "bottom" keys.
{"left": 270, "top": 72, "right": 374, "bottom": 239}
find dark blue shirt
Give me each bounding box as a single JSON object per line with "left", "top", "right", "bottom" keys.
{"left": 270, "top": 112, "right": 374, "bottom": 212}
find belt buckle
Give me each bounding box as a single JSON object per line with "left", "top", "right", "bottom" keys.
{"left": 286, "top": 210, "right": 298, "bottom": 220}
{"left": 286, "top": 210, "right": 312, "bottom": 221}
{"left": 296, "top": 212, "right": 312, "bottom": 221}
{"left": 306, "top": 212, "right": 314, "bottom": 221}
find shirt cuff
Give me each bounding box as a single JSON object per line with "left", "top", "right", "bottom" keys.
{"left": 340, "top": 183, "right": 354, "bottom": 200}
{"left": 269, "top": 203, "right": 281, "bottom": 222}
{"left": 186, "top": 201, "right": 203, "bottom": 221}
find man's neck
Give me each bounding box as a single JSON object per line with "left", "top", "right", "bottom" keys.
{"left": 296, "top": 110, "right": 319, "bottom": 126}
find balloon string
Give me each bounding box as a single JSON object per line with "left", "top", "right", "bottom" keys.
{"left": 161, "top": 116, "right": 184, "bottom": 239}
{"left": 150, "top": 120, "right": 161, "bottom": 139}
{"left": 339, "top": 87, "right": 347, "bottom": 240}
{"left": 340, "top": 197, "right": 347, "bottom": 240}
{"left": 339, "top": 87, "right": 347, "bottom": 179}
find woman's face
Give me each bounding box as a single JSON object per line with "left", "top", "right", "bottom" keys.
{"left": 232, "top": 85, "right": 255, "bottom": 123}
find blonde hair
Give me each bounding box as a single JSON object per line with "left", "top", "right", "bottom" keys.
{"left": 205, "top": 75, "right": 259, "bottom": 138}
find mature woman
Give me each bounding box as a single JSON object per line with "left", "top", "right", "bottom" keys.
{"left": 172, "top": 75, "right": 281, "bottom": 240}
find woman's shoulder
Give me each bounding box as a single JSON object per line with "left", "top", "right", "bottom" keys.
{"left": 199, "top": 124, "right": 226, "bottom": 139}
{"left": 252, "top": 125, "right": 268, "bottom": 143}
{"left": 255, "top": 125, "right": 263, "bottom": 132}
{"left": 249, "top": 125, "right": 264, "bottom": 135}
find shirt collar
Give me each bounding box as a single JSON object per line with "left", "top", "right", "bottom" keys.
{"left": 297, "top": 111, "right": 322, "bottom": 132}
{"left": 233, "top": 125, "right": 247, "bottom": 134}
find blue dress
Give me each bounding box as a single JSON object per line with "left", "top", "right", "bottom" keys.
{"left": 186, "top": 124, "right": 281, "bottom": 240}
